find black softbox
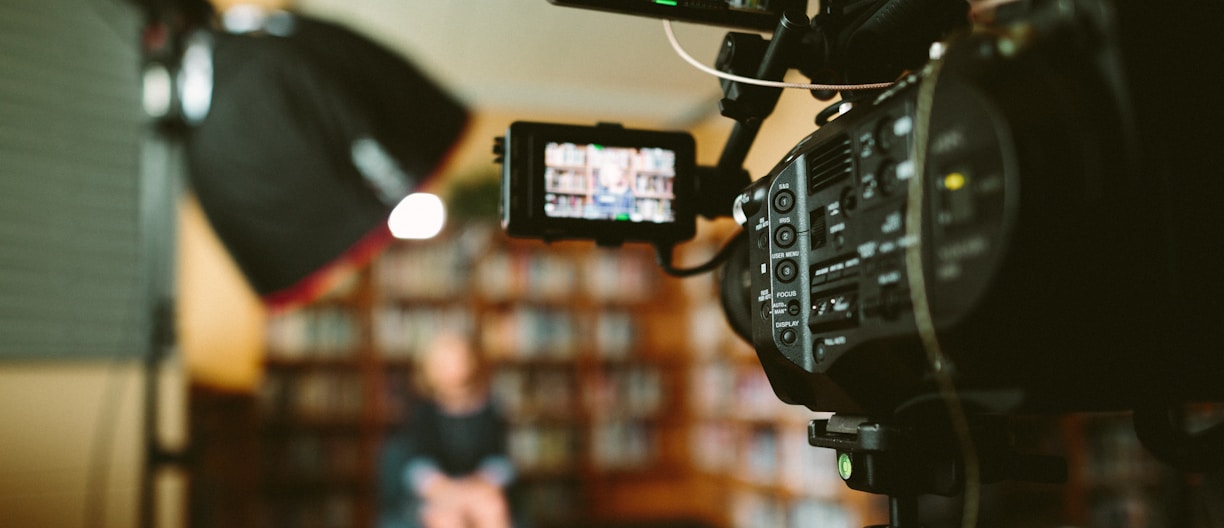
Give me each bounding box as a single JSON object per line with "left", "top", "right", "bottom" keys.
{"left": 185, "top": 14, "right": 468, "bottom": 309}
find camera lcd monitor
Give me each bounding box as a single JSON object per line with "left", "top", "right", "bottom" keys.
{"left": 541, "top": 142, "right": 678, "bottom": 224}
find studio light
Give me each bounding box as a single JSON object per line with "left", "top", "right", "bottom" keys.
{"left": 388, "top": 193, "right": 446, "bottom": 240}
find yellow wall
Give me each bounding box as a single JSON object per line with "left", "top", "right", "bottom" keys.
{"left": 178, "top": 195, "right": 267, "bottom": 392}
{"left": 211, "top": 0, "right": 291, "bottom": 11}
{"left": 689, "top": 72, "right": 834, "bottom": 180}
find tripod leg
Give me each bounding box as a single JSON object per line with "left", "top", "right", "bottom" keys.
{"left": 890, "top": 495, "right": 919, "bottom": 528}
{"left": 866, "top": 495, "right": 921, "bottom": 528}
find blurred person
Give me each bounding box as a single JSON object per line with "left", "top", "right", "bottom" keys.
{"left": 380, "top": 331, "right": 517, "bottom": 528}
{"left": 592, "top": 163, "right": 636, "bottom": 218}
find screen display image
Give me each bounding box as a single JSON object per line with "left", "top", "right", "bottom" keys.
{"left": 542, "top": 142, "right": 677, "bottom": 223}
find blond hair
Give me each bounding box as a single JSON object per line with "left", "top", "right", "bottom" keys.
{"left": 412, "top": 330, "right": 491, "bottom": 399}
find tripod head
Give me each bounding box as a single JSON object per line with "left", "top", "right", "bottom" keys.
{"left": 810, "top": 414, "right": 1067, "bottom": 528}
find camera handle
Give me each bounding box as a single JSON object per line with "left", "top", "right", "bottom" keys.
{"left": 809, "top": 414, "right": 1067, "bottom": 528}
{"left": 693, "top": 9, "right": 810, "bottom": 221}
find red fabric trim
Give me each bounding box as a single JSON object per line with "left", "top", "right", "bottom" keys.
{"left": 259, "top": 115, "right": 473, "bottom": 312}
{"left": 415, "top": 114, "right": 473, "bottom": 195}
{"left": 261, "top": 222, "right": 393, "bottom": 313}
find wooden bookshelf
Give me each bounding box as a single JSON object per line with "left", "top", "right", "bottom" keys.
{"left": 255, "top": 267, "right": 377, "bottom": 528}
{"left": 252, "top": 224, "right": 697, "bottom": 527}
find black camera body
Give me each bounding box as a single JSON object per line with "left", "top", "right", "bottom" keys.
{"left": 494, "top": 0, "right": 1224, "bottom": 508}
{"left": 736, "top": 1, "right": 1223, "bottom": 416}
{"left": 497, "top": 0, "right": 1224, "bottom": 419}
{"left": 497, "top": 121, "right": 697, "bottom": 246}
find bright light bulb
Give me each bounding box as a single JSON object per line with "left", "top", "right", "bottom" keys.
{"left": 388, "top": 193, "right": 446, "bottom": 239}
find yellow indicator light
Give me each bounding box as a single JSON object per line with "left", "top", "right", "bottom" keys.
{"left": 944, "top": 172, "right": 967, "bottom": 191}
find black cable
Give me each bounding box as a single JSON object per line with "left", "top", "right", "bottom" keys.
{"left": 654, "top": 231, "right": 743, "bottom": 278}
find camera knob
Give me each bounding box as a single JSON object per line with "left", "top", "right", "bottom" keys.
{"left": 734, "top": 183, "right": 770, "bottom": 224}
{"left": 492, "top": 136, "right": 505, "bottom": 164}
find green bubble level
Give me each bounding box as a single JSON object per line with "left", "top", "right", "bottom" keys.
{"left": 838, "top": 452, "right": 853, "bottom": 480}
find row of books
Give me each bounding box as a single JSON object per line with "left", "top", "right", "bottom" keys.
{"left": 690, "top": 361, "right": 812, "bottom": 422}
{"left": 490, "top": 365, "right": 665, "bottom": 419}
{"left": 267, "top": 306, "right": 631, "bottom": 362}
{"left": 375, "top": 242, "right": 471, "bottom": 300}
{"left": 476, "top": 250, "right": 577, "bottom": 303}
{"left": 255, "top": 493, "right": 354, "bottom": 528}
{"left": 265, "top": 307, "right": 361, "bottom": 359}
{"left": 372, "top": 237, "right": 659, "bottom": 305}
{"left": 507, "top": 421, "right": 661, "bottom": 473}
{"left": 1081, "top": 416, "right": 1171, "bottom": 485}
{"left": 475, "top": 248, "right": 656, "bottom": 304}
{"left": 730, "top": 367, "right": 786, "bottom": 420}
{"left": 543, "top": 141, "right": 590, "bottom": 168}
{"left": 507, "top": 424, "right": 579, "bottom": 473}
{"left": 543, "top": 141, "right": 676, "bottom": 172}
{"left": 1088, "top": 492, "right": 1177, "bottom": 528}
{"left": 590, "top": 310, "right": 637, "bottom": 359}
{"left": 730, "top": 491, "right": 858, "bottom": 528}
{"left": 634, "top": 173, "right": 676, "bottom": 196}
{"left": 686, "top": 299, "right": 754, "bottom": 361}
{"left": 691, "top": 420, "right": 844, "bottom": 498}
{"left": 481, "top": 307, "right": 581, "bottom": 360}
{"left": 492, "top": 367, "right": 578, "bottom": 419}
{"left": 371, "top": 305, "right": 474, "bottom": 358}
{"left": 544, "top": 168, "right": 591, "bottom": 194}
{"left": 541, "top": 193, "right": 675, "bottom": 223}
{"left": 585, "top": 366, "right": 664, "bottom": 418}
{"left": 257, "top": 371, "right": 364, "bottom": 422}
{"left": 1078, "top": 415, "right": 1183, "bottom": 527}
{"left": 542, "top": 167, "right": 680, "bottom": 197}
{"left": 260, "top": 433, "right": 361, "bottom": 480}
{"left": 584, "top": 249, "right": 655, "bottom": 303}
{"left": 589, "top": 420, "right": 658, "bottom": 470}
{"left": 481, "top": 307, "right": 645, "bottom": 361}
{"left": 690, "top": 422, "right": 737, "bottom": 475}
{"left": 518, "top": 479, "right": 584, "bottom": 526}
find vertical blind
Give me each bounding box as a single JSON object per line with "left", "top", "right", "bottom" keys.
{"left": 0, "top": 0, "right": 151, "bottom": 359}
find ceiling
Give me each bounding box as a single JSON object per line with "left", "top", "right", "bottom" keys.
{"left": 292, "top": 0, "right": 754, "bottom": 128}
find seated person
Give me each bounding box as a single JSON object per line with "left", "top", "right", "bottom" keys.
{"left": 380, "top": 331, "right": 517, "bottom": 528}
{"left": 592, "top": 162, "right": 636, "bottom": 219}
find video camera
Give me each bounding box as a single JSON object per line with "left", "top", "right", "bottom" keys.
{"left": 496, "top": 0, "right": 1223, "bottom": 519}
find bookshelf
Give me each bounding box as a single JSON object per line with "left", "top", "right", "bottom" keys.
{"left": 253, "top": 224, "right": 692, "bottom": 527}
{"left": 257, "top": 272, "right": 376, "bottom": 528}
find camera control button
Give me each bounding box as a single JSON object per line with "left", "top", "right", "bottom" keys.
{"left": 840, "top": 186, "right": 858, "bottom": 214}
{"left": 775, "top": 259, "right": 798, "bottom": 283}
{"left": 774, "top": 224, "right": 797, "bottom": 248}
{"left": 780, "top": 328, "right": 798, "bottom": 346}
{"left": 879, "top": 161, "right": 899, "bottom": 196}
{"left": 773, "top": 190, "right": 796, "bottom": 213}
